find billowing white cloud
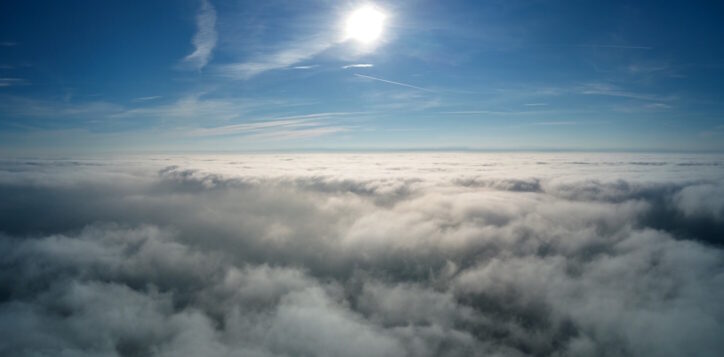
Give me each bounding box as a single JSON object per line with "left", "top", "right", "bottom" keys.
{"left": 674, "top": 183, "right": 724, "bottom": 221}
{"left": 0, "top": 153, "right": 723, "bottom": 356}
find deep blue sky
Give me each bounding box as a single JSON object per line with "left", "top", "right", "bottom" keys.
{"left": 1, "top": 0, "right": 723, "bottom": 153}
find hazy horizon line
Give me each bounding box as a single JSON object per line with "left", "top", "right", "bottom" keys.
{"left": 2, "top": 147, "right": 724, "bottom": 159}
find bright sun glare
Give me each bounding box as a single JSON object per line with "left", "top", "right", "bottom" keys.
{"left": 345, "top": 5, "right": 386, "bottom": 44}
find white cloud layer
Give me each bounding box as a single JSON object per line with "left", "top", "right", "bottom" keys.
{"left": 0, "top": 153, "right": 723, "bottom": 356}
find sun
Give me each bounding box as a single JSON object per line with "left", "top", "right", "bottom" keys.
{"left": 344, "top": 5, "right": 386, "bottom": 44}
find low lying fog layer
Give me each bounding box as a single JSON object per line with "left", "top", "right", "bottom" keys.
{"left": 1, "top": 153, "right": 723, "bottom": 356}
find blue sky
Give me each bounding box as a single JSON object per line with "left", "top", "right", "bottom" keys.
{"left": 1, "top": 0, "right": 723, "bottom": 153}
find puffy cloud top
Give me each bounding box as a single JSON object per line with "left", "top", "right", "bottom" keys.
{"left": 1, "top": 153, "right": 723, "bottom": 356}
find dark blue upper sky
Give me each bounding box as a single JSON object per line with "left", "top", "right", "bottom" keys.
{"left": 1, "top": 0, "right": 723, "bottom": 153}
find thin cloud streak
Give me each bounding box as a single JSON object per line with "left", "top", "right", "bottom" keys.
{"left": 189, "top": 119, "right": 311, "bottom": 137}
{"left": 244, "top": 126, "right": 348, "bottom": 141}
{"left": 0, "top": 78, "right": 26, "bottom": 87}
{"left": 530, "top": 44, "right": 653, "bottom": 51}
{"left": 291, "top": 65, "right": 319, "bottom": 70}
{"left": 132, "top": 96, "right": 162, "bottom": 102}
{"left": 530, "top": 121, "right": 577, "bottom": 126}
{"left": 187, "top": 112, "right": 359, "bottom": 137}
{"left": 578, "top": 44, "right": 653, "bottom": 50}
{"left": 580, "top": 83, "right": 675, "bottom": 102}
{"left": 182, "top": 0, "right": 217, "bottom": 70}
{"left": 440, "top": 110, "right": 549, "bottom": 116}
{"left": 343, "top": 64, "right": 374, "bottom": 69}
{"left": 353, "top": 74, "right": 435, "bottom": 92}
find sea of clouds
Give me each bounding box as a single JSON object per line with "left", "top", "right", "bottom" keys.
{"left": 1, "top": 152, "right": 723, "bottom": 356}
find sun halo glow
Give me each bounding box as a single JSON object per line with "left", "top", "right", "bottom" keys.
{"left": 344, "top": 5, "right": 386, "bottom": 44}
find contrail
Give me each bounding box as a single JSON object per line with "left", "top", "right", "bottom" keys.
{"left": 353, "top": 73, "right": 435, "bottom": 92}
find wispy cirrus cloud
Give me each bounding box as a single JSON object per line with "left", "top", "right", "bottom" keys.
{"left": 439, "top": 110, "right": 549, "bottom": 116}
{"left": 0, "top": 95, "right": 123, "bottom": 120}
{"left": 189, "top": 119, "right": 311, "bottom": 137}
{"left": 529, "top": 121, "right": 578, "bottom": 125}
{"left": 0, "top": 94, "right": 243, "bottom": 128}
{"left": 181, "top": 0, "right": 217, "bottom": 70}
{"left": 188, "top": 112, "right": 356, "bottom": 137}
{"left": 218, "top": 36, "right": 333, "bottom": 79}
{"left": 627, "top": 63, "right": 669, "bottom": 74}
{"left": 112, "top": 94, "right": 254, "bottom": 123}
{"left": 579, "top": 83, "right": 676, "bottom": 102}
{"left": 0, "top": 91, "right": 331, "bottom": 136}
{"left": 0, "top": 78, "right": 27, "bottom": 87}
{"left": 244, "top": 126, "right": 348, "bottom": 141}
{"left": 577, "top": 44, "right": 653, "bottom": 50}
